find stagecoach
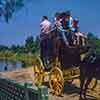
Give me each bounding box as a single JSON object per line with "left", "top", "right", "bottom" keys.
{"left": 34, "top": 28, "right": 97, "bottom": 96}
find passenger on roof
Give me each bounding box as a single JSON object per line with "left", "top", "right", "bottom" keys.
{"left": 60, "top": 11, "right": 74, "bottom": 46}
{"left": 72, "top": 18, "right": 79, "bottom": 33}
{"left": 72, "top": 18, "right": 85, "bottom": 46}
{"left": 54, "top": 12, "right": 61, "bottom": 27}
{"left": 61, "top": 11, "right": 73, "bottom": 30}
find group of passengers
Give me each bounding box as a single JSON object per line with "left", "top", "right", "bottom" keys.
{"left": 40, "top": 11, "right": 85, "bottom": 47}
{"left": 40, "top": 11, "right": 85, "bottom": 63}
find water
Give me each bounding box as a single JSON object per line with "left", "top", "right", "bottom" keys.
{"left": 0, "top": 60, "right": 22, "bottom": 72}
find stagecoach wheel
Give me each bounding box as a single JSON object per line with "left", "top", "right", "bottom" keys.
{"left": 49, "top": 67, "right": 64, "bottom": 96}
{"left": 88, "top": 78, "right": 97, "bottom": 90}
{"left": 34, "top": 65, "right": 44, "bottom": 86}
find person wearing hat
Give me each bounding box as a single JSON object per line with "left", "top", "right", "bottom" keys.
{"left": 66, "top": 10, "right": 73, "bottom": 30}
{"left": 40, "top": 16, "right": 52, "bottom": 68}
{"left": 60, "top": 11, "right": 73, "bottom": 30}
{"left": 61, "top": 11, "right": 74, "bottom": 45}
{"left": 72, "top": 18, "right": 79, "bottom": 32}
{"left": 72, "top": 18, "right": 85, "bottom": 46}
{"left": 54, "top": 12, "right": 62, "bottom": 27}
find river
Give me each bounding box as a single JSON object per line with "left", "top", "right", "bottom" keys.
{"left": 0, "top": 60, "right": 22, "bottom": 72}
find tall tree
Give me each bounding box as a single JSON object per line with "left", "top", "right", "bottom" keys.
{"left": 87, "top": 32, "right": 97, "bottom": 46}
{"left": 87, "top": 32, "right": 100, "bottom": 55}
{"left": 25, "top": 36, "right": 35, "bottom": 53}
{"left": 35, "top": 35, "right": 40, "bottom": 49}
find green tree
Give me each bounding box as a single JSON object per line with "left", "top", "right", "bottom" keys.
{"left": 25, "top": 36, "right": 36, "bottom": 53}
{"left": 10, "top": 44, "right": 17, "bottom": 52}
{"left": 10, "top": 44, "right": 26, "bottom": 53}
{"left": 35, "top": 35, "right": 40, "bottom": 49}
{"left": 87, "top": 32, "right": 100, "bottom": 55}
{"left": 87, "top": 32, "right": 97, "bottom": 46}
{"left": 0, "top": 45, "right": 9, "bottom": 51}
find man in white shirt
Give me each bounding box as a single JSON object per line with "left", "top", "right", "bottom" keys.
{"left": 40, "top": 16, "right": 52, "bottom": 69}
{"left": 40, "top": 16, "right": 51, "bottom": 34}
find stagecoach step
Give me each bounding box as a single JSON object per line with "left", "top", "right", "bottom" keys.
{"left": 63, "top": 67, "right": 80, "bottom": 76}
{"left": 64, "top": 74, "right": 80, "bottom": 80}
{"left": 88, "top": 90, "right": 100, "bottom": 99}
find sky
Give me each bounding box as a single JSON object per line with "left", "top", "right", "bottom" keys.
{"left": 0, "top": 0, "right": 100, "bottom": 46}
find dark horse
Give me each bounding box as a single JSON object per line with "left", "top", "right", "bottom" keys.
{"left": 79, "top": 51, "right": 100, "bottom": 100}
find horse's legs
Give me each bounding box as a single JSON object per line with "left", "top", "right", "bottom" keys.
{"left": 84, "top": 77, "right": 92, "bottom": 98}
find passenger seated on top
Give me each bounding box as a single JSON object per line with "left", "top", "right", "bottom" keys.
{"left": 72, "top": 18, "right": 79, "bottom": 33}
{"left": 72, "top": 18, "right": 85, "bottom": 46}
{"left": 54, "top": 12, "right": 62, "bottom": 28}
{"left": 60, "top": 11, "right": 73, "bottom": 45}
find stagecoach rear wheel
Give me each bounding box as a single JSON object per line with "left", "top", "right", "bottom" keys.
{"left": 49, "top": 67, "right": 64, "bottom": 96}
{"left": 34, "top": 65, "right": 44, "bottom": 86}
{"left": 88, "top": 78, "right": 97, "bottom": 90}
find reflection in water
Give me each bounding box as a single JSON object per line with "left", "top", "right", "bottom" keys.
{"left": 4, "top": 59, "right": 8, "bottom": 71}
{"left": 0, "top": 60, "right": 22, "bottom": 72}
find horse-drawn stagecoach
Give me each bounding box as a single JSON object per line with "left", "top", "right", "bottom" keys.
{"left": 34, "top": 28, "right": 98, "bottom": 96}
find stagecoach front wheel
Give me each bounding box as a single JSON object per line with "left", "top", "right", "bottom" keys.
{"left": 88, "top": 78, "right": 97, "bottom": 90}
{"left": 34, "top": 65, "right": 44, "bottom": 86}
{"left": 49, "top": 67, "right": 64, "bottom": 96}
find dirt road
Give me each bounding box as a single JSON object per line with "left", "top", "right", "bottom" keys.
{"left": 0, "top": 67, "right": 100, "bottom": 100}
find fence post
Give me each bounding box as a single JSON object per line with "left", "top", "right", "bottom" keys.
{"left": 24, "top": 83, "right": 30, "bottom": 100}
{"left": 38, "top": 86, "right": 48, "bottom": 100}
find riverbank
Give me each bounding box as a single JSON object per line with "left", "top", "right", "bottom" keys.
{"left": 0, "top": 66, "right": 34, "bottom": 82}
{"left": 0, "top": 51, "right": 39, "bottom": 67}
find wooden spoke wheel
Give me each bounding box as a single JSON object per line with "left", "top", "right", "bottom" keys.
{"left": 34, "top": 65, "right": 44, "bottom": 86}
{"left": 49, "top": 67, "right": 64, "bottom": 96}
{"left": 88, "top": 78, "right": 97, "bottom": 90}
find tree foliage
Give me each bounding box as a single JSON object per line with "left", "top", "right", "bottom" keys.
{"left": 25, "top": 36, "right": 35, "bottom": 53}
{"left": 0, "top": 45, "right": 9, "bottom": 51}
{"left": 25, "top": 35, "right": 40, "bottom": 53}
{"left": 87, "top": 32, "right": 100, "bottom": 54}
{"left": 0, "top": 0, "right": 30, "bottom": 22}
{"left": 7, "top": 35, "right": 40, "bottom": 54}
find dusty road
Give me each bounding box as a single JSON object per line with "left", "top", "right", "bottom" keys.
{"left": 0, "top": 67, "right": 100, "bottom": 100}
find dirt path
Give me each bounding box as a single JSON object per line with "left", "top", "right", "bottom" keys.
{"left": 0, "top": 67, "right": 100, "bottom": 100}
{"left": 49, "top": 79, "right": 100, "bottom": 100}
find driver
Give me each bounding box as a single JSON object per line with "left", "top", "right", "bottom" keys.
{"left": 40, "top": 16, "right": 52, "bottom": 67}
